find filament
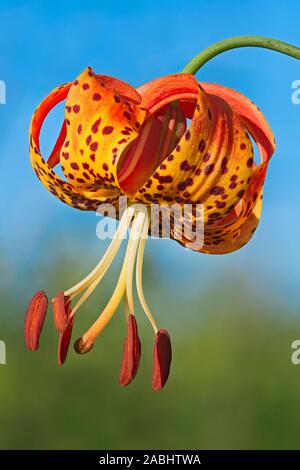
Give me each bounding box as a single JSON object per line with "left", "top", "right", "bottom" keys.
{"left": 79, "top": 207, "right": 147, "bottom": 346}
{"left": 125, "top": 205, "right": 148, "bottom": 315}
{"left": 64, "top": 205, "right": 135, "bottom": 299}
{"left": 136, "top": 210, "right": 158, "bottom": 333}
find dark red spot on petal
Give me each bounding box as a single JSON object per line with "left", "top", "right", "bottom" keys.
{"left": 180, "top": 160, "right": 190, "bottom": 171}
{"left": 204, "top": 163, "right": 215, "bottom": 175}
{"left": 123, "top": 111, "right": 131, "bottom": 120}
{"left": 198, "top": 139, "right": 206, "bottom": 152}
{"left": 211, "top": 186, "right": 225, "bottom": 195}
{"left": 90, "top": 142, "right": 98, "bottom": 152}
{"left": 93, "top": 93, "right": 101, "bottom": 101}
{"left": 91, "top": 118, "right": 101, "bottom": 134}
{"left": 102, "top": 126, "right": 114, "bottom": 135}
{"left": 221, "top": 157, "right": 228, "bottom": 168}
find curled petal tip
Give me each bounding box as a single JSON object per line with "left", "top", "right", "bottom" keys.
{"left": 58, "top": 316, "right": 74, "bottom": 365}
{"left": 74, "top": 337, "right": 94, "bottom": 355}
{"left": 119, "top": 314, "right": 141, "bottom": 386}
{"left": 152, "top": 329, "right": 172, "bottom": 391}
{"left": 24, "top": 290, "right": 48, "bottom": 351}
{"left": 52, "top": 292, "right": 71, "bottom": 332}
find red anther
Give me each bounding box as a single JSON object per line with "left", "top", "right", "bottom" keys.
{"left": 152, "top": 329, "right": 172, "bottom": 391}
{"left": 119, "top": 314, "right": 141, "bottom": 386}
{"left": 58, "top": 315, "right": 74, "bottom": 365}
{"left": 24, "top": 291, "right": 48, "bottom": 351}
{"left": 52, "top": 292, "right": 71, "bottom": 332}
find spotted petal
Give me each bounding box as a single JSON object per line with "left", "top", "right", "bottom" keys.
{"left": 134, "top": 74, "right": 254, "bottom": 225}
{"left": 179, "top": 83, "right": 275, "bottom": 254}
{"left": 61, "top": 68, "right": 146, "bottom": 192}
{"left": 29, "top": 81, "right": 120, "bottom": 211}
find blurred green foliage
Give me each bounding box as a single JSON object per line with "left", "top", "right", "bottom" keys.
{"left": 0, "top": 252, "right": 300, "bottom": 450}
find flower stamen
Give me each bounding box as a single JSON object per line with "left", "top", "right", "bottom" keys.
{"left": 136, "top": 212, "right": 158, "bottom": 334}
{"left": 64, "top": 205, "right": 136, "bottom": 301}
{"left": 75, "top": 206, "right": 148, "bottom": 352}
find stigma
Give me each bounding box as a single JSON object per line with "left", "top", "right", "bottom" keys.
{"left": 25, "top": 204, "right": 172, "bottom": 390}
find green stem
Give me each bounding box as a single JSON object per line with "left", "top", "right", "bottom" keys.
{"left": 182, "top": 36, "right": 300, "bottom": 75}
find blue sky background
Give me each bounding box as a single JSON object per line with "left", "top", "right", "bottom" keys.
{"left": 0, "top": 0, "right": 299, "bottom": 311}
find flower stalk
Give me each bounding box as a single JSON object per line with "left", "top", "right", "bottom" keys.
{"left": 182, "top": 36, "right": 300, "bottom": 75}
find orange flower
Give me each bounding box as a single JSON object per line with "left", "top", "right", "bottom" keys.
{"left": 29, "top": 68, "right": 275, "bottom": 251}
{"left": 26, "top": 36, "right": 300, "bottom": 389}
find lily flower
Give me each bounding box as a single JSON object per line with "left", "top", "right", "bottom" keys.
{"left": 25, "top": 36, "right": 300, "bottom": 389}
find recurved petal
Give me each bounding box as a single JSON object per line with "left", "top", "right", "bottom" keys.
{"left": 29, "top": 81, "right": 120, "bottom": 212}
{"left": 137, "top": 73, "right": 199, "bottom": 116}
{"left": 94, "top": 74, "right": 142, "bottom": 104}
{"left": 178, "top": 84, "right": 275, "bottom": 254}
{"left": 202, "top": 82, "right": 275, "bottom": 163}
{"left": 61, "top": 67, "right": 146, "bottom": 192}
{"left": 178, "top": 166, "right": 266, "bottom": 254}
{"left": 25, "top": 291, "right": 48, "bottom": 351}
{"left": 135, "top": 74, "right": 254, "bottom": 225}
{"left": 47, "top": 121, "right": 67, "bottom": 168}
